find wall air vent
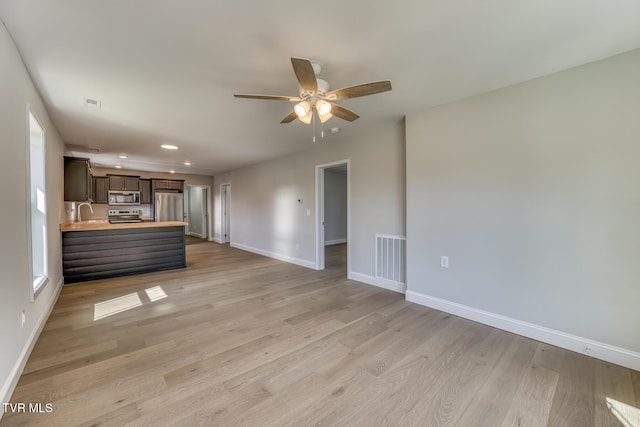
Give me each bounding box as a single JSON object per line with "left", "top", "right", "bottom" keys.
{"left": 83, "top": 98, "right": 101, "bottom": 109}
{"left": 375, "top": 234, "right": 406, "bottom": 284}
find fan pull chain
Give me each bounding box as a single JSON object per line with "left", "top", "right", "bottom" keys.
{"left": 321, "top": 121, "right": 324, "bottom": 139}
{"left": 312, "top": 109, "right": 316, "bottom": 143}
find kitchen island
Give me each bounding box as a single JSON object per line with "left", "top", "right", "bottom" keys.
{"left": 61, "top": 221, "right": 188, "bottom": 284}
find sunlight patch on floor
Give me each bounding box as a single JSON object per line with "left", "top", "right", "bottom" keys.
{"left": 145, "top": 285, "right": 168, "bottom": 301}
{"left": 94, "top": 292, "right": 142, "bottom": 320}
{"left": 93, "top": 286, "right": 170, "bottom": 320}
{"left": 607, "top": 397, "right": 640, "bottom": 427}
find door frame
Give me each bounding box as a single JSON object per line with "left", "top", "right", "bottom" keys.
{"left": 315, "top": 159, "right": 350, "bottom": 271}
{"left": 184, "top": 184, "right": 212, "bottom": 240}
{"left": 220, "top": 183, "right": 231, "bottom": 244}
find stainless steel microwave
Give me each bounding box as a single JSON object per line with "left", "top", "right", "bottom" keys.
{"left": 108, "top": 190, "right": 141, "bottom": 206}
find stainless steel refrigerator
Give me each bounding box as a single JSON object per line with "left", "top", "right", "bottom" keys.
{"left": 154, "top": 192, "right": 185, "bottom": 222}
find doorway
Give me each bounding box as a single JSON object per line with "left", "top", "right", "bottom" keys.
{"left": 185, "top": 185, "right": 210, "bottom": 240}
{"left": 315, "top": 160, "right": 350, "bottom": 273}
{"left": 220, "top": 183, "right": 231, "bottom": 244}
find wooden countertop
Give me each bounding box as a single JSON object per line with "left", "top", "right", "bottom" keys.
{"left": 60, "top": 221, "right": 188, "bottom": 232}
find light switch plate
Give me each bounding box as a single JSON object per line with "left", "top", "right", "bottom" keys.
{"left": 440, "top": 256, "right": 449, "bottom": 268}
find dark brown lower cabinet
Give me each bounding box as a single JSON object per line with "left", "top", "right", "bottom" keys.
{"left": 62, "top": 226, "right": 186, "bottom": 283}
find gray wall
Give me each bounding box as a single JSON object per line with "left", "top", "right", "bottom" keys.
{"left": 0, "top": 22, "right": 65, "bottom": 404}
{"left": 213, "top": 118, "right": 405, "bottom": 277}
{"left": 406, "top": 49, "right": 640, "bottom": 353}
{"left": 324, "top": 169, "right": 347, "bottom": 244}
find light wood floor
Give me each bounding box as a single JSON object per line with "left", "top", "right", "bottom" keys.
{"left": 2, "top": 243, "right": 639, "bottom": 426}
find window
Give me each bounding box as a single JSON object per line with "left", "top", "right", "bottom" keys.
{"left": 28, "top": 109, "right": 47, "bottom": 296}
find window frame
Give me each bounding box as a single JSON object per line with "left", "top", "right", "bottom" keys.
{"left": 26, "top": 104, "right": 49, "bottom": 300}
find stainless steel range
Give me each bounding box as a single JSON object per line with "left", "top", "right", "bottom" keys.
{"left": 108, "top": 209, "right": 142, "bottom": 224}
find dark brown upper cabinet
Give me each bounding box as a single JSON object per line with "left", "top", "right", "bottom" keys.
{"left": 139, "top": 179, "right": 152, "bottom": 204}
{"left": 108, "top": 175, "right": 140, "bottom": 191}
{"left": 64, "top": 156, "right": 92, "bottom": 202}
{"left": 152, "top": 179, "right": 184, "bottom": 192}
{"left": 93, "top": 176, "right": 109, "bottom": 204}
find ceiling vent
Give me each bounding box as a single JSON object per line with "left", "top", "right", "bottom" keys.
{"left": 83, "top": 98, "right": 101, "bottom": 109}
{"left": 88, "top": 147, "right": 100, "bottom": 153}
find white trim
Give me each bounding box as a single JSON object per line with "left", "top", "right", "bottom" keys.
{"left": 220, "top": 183, "right": 231, "bottom": 244}
{"left": 349, "top": 272, "right": 406, "bottom": 294}
{"left": 230, "top": 242, "right": 316, "bottom": 270}
{"left": 324, "top": 238, "right": 347, "bottom": 246}
{"left": 213, "top": 235, "right": 222, "bottom": 244}
{"left": 1, "top": 278, "right": 63, "bottom": 417}
{"left": 405, "top": 290, "right": 640, "bottom": 372}
{"left": 315, "top": 160, "right": 350, "bottom": 271}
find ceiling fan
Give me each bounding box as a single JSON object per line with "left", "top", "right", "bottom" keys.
{"left": 234, "top": 58, "right": 392, "bottom": 125}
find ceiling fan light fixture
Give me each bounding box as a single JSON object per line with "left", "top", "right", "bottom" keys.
{"left": 294, "top": 101, "right": 310, "bottom": 118}
{"left": 316, "top": 100, "right": 332, "bottom": 116}
{"left": 234, "top": 57, "right": 392, "bottom": 133}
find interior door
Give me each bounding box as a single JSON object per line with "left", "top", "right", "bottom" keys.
{"left": 187, "top": 186, "right": 207, "bottom": 238}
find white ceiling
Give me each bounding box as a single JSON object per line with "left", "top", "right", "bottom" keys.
{"left": 1, "top": 0, "right": 639, "bottom": 177}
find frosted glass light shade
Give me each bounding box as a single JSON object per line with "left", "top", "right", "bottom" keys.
{"left": 294, "top": 101, "right": 310, "bottom": 118}
{"left": 298, "top": 110, "right": 313, "bottom": 124}
{"left": 316, "top": 100, "right": 332, "bottom": 116}
{"left": 319, "top": 111, "right": 333, "bottom": 123}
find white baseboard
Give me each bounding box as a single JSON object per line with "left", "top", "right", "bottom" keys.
{"left": 1, "top": 278, "right": 63, "bottom": 416}
{"left": 406, "top": 290, "right": 640, "bottom": 372}
{"left": 348, "top": 272, "right": 406, "bottom": 294}
{"left": 187, "top": 233, "right": 206, "bottom": 239}
{"left": 230, "top": 242, "right": 316, "bottom": 270}
{"left": 325, "top": 238, "right": 347, "bottom": 246}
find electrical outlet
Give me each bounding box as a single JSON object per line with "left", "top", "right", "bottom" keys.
{"left": 21, "top": 310, "right": 26, "bottom": 328}
{"left": 440, "top": 256, "right": 449, "bottom": 268}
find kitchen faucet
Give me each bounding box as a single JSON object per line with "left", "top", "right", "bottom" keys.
{"left": 77, "top": 202, "right": 94, "bottom": 222}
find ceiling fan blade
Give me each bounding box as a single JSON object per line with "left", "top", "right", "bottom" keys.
{"left": 234, "top": 94, "right": 299, "bottom": 101}
{"left": 331, "top": 103, "right": 360, "bottom": 122}
{"left": 291, "top": 58, "right": 318, "bottom": 95}
{"left": 325, "top": 80, "right": 392, "bottom": 100}
{"left": 280, "top": 111, "right": 298, "bottom": 124}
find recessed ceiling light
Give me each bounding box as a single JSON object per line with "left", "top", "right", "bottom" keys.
{"left": 184, "top": 162, "right": 191, "bottom": 166}
{"left": 119, "top": 155, "right": 128, "bottom": 159}
{"left": 169, "top": 170, "right": 175, "bottom": 174}
{"left": 161, "top": 144, "right": 179, "bottom": 150}
{"left": 115, "top": 165, "right": 122, "bottom": 169}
